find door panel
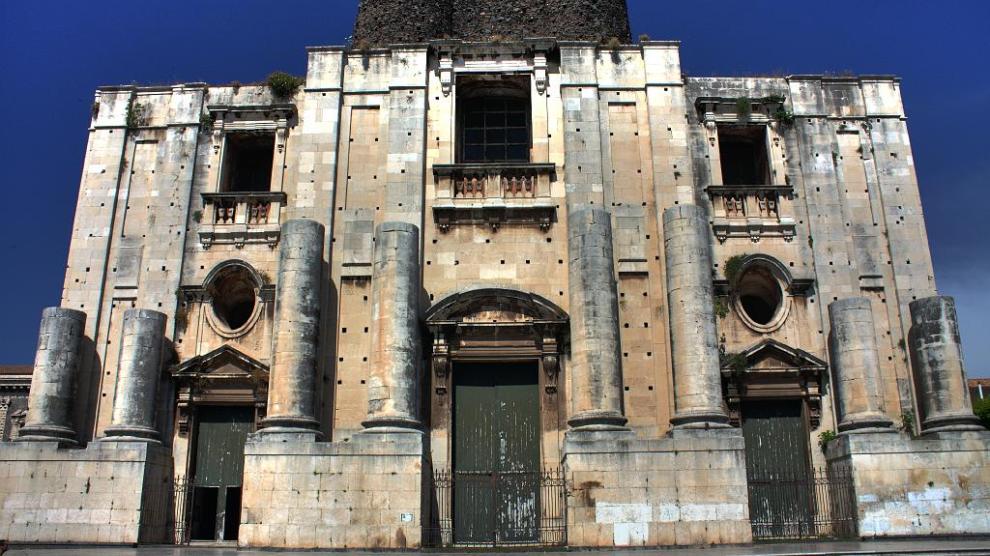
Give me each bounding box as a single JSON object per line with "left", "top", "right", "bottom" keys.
{"left": 191, "top": 405, "right": 254, "bottom": 541}
{"left": 742, "top": 399, "right": 814, "bottom": 538}
{"left": 453, "top": 362, "right": 539, "bottom": 545}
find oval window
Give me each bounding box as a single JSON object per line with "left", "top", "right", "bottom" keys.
{"left": 734, "top": 264, "right": 788, "bottom": 331}
{"left": 209, "top": 267, "right": 258, "bottom": 332}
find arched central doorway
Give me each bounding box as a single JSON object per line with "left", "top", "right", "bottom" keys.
{"left": 425, "top": 288, "right": 569, "bottom": 547}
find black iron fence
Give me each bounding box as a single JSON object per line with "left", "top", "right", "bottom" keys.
{"left": 172, "top": 476, "right": 193, "bottom": 544}
{"left": 425, "top": 468, "right": 567, "bottom": 548}
{"left": 747, "top": 466, "right": 857, "bottom": 541}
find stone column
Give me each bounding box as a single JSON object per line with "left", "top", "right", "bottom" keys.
{"left": 567, "top": 206, "right": 627, "bottom": 430}
{"left": 663, "top": 205, "right": 729, "bottom": 428}
{"left": 828, "top": 298, "right": 894, "bottom": 432}
{"left": 102, "top": 309, "right": 166, "bottom": 442}
{"left": 260, "top": 219, "right": 325, "bottom": 436}
{"left": 17, "top": 307, "right": 86, "bottom": 445}
{"left": 908, "top": 296, "right": 983, "bottom": 433}
{"left": 363, "top": 221, "right": 422, "bottom": 431}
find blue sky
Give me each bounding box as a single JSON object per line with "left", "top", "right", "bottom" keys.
{"left": 1, "top": 1, "right": 987, "bottom": 376}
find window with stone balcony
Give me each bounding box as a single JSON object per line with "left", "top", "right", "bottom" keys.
{"left": 198, "top": 105, "right": 292, "bottom": 248}
{"left": 433, "top": 74, "right": 556, "bottom": 232}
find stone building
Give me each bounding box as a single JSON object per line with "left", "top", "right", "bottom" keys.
{"left": 1, "top": 0, "right": 987, "bottom": 548}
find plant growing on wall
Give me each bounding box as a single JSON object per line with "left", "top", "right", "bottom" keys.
{"left": 774, "top": 107, "right": 795, "bottom": 125}
{"left": 126, "top": 103, "right": 149, "bottom": 129}
{"left": 723, "top": 254, "right": 748, "bottom": 285}
{"left": 714, "top": 297, "right": 729, "bottom": 319}
{"left": 974, "top": 398, "right": 990, "bottom": 429}
{"left": 199, "top": 112, "right": 214, "bottom": 131}
{"left": 818, "top": 429, "right": 837, "bottom": 452}
{"left": 266, "top": 71, "right": 304, "bottom": 100}
{"left": 721, "top": 351, "right": 748, "bottom": 374}
{"left": 736, "top": 97, "right": 752, "bottom": 118}
{"left": 900, "top": 410, "right": 916, "bottom": 435}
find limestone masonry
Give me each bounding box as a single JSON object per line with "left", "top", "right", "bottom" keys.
{"left": 1, "top": 0, "right": 987, "bottom": 548}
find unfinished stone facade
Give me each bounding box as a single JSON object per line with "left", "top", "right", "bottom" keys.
{"left": 1, "top": 1, "right": 987, "bottom": 549}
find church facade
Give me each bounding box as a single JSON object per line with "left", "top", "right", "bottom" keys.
{"left": 1, "top": 0, "right": 987, "bottom": 548}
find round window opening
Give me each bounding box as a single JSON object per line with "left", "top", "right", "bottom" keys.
{"left": 736, "top": 266, "right": 784, "bottom": 327}
{"left": 210, "top": 268, "right": 258, "bottom": 331}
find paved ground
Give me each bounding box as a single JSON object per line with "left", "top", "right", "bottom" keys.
{"left": 6, "top": 538, "right": 990, "bottom": 556}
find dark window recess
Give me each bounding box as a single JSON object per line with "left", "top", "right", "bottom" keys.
{"left": 459, "top": 97, "right": 531, "bottom": 163}
{"left": 221, "top": 133, "right": 275, "bottom": 192}
{"left": 209, "top": 268, "right": 256, "bottom": 330}
{"left": 718, "top": 126, "right": 771, "bottom": 185}
{"left": 737, "top": 266, "right": 783, "bottom": 325}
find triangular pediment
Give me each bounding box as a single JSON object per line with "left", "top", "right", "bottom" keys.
{"left": 740, "top": 339, "right": 826, "bottom": 371}
{"left": 172, "top": 344, "right": 268, "bottom": 380}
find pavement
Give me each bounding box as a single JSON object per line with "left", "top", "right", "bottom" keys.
{"left": 5, "top": 538, "right": 990, "bottom": 556}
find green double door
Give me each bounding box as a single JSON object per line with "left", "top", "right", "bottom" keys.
{"left": 453, "top": 362, "right": 540, "bottom": 545}
{"left": 190, "top": 405, "right": 253, "bottom": 541}
{"left": 742, "top": 399, "right": 815, "bottom": 539}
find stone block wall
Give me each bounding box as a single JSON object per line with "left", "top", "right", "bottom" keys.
{"left": 827, "top": 431, "right": 990, "bottom": 536}
{"left": 0, "top": 441, "right": 170, "bottom": 544}
{"left": 563, "top": 429, "right": 751, "bottom": 547}
{"left": 239, "top": 433, "right": 424, "bottom": 549}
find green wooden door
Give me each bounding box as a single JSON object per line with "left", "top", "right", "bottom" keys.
{"left": 191, "top": 405, "right": 253, "bottom": 541}
{"left": 742, "top": 399, "right": 814, "bottom": 539}
{"left": 453, "top": 362, "right": 540, "bottom": 545}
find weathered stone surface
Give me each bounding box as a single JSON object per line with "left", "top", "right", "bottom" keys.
{"left": 0, "top": 441, "right": 171, "bottom": 544}
{"left": 829, "top": 298, "right": 895, "bottom": 433}
{"left": 239, "top": 432, "right": 424, "bottom": 549}
{"left": 364, "top": 222, "right": 422, "bottom": 431}
{"left": 563, "top": 428, "right": 752, "bottom": 547}
{"left": 261, "top": 219, "right": 325, "bottom": 436}
{"left": 353, "top": 0, "right": 631, "bottom": 45}
{"left": 663, "top": 205, "right": 728, "bottom": 428}
{"left": 567, "top": 206, "right": 627, "bottom": 430}
{"left": 827, "top": 431, "right": 990, "bottom": 537}
{"left": 103, "top": 309, "right": 166, "bottom": 442}
{"left": 908, "top": 296, "right": 983, "bottom": 433}
{"left": 17, "top": 307, "right": 86, "bottom": 445}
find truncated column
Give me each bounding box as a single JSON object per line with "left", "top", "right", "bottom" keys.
{"left": 908, "top": 296, "right": 982, "bottom": 433}
{"left": 103, "top": 309, "right": 166, "bottom": 442}
{"left": 828, "top": 298, "right": 894, "bottom": 432}
{"left": 260, "top": 219, "right": 325, "bottom": 435}
{"left": 18, "top": 307, "right": 86, "bottom": 445}
{"left": 663, "top": 205, "right": 729, "bottom": 428}
{"left": 363, "top": 222, "right": 422, "bottom": 431}
{"left": 567, "top": 206, "right": 627, "bottom": 430}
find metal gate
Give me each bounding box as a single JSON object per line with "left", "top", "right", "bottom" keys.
{"left": 426, "top": 467, "right": 567, "bottom": 547}
{"left": 747, "top": 466, "right": 857, "bottom": 540}
{"left": 742, "top": 399, "right": 857, "bottom": 540}
{"left": 172, "top": 476, "right": 193, "bottom": 544}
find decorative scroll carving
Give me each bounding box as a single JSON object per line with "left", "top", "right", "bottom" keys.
{"left": 541, "top": 334, "right": 560, "bottom": 394}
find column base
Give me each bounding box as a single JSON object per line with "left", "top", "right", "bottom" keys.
{"left": 921, "top": 412, "right": 985, "bottom": 435}
{"left": 15, "top": 424, "right": 78, "bottom": 447}
{"left": 101, "top": 424, "right": 161, "bottom": 444}
{"left": 361, "top": 415, "right": 422, "bottom": 433}
{"left": 670, "top": 409, "right": 731, "bottom": 429}
{"left": 837, "top": 412, "right": 895, "bottom": 434}
{"left": 567, "top": 409, "right": 629, "bottom": 431}
{"left": 257, "top": 415, "right": 323, "bottom": 441}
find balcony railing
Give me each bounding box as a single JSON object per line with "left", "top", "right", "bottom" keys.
{"left": 705, "top": 184, "right": 795, "bottom": 243}
{"left": 199, "top": 191, "right": 286, "bottom": 248}
{"left": 432, "top": 163, "right": 557, "bottom": 232}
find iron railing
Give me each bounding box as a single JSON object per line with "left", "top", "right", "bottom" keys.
{"left": 172, "top": 476, "right": 193, "bottom": 544}
{"left": 747, "top": 466, "right": 857, "bottom": 541}
{"left": 425, "top": 468, "right": 567, "bottom": 548}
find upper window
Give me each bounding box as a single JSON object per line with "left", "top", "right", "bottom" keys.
{"left": 718, "top": 125, "right": 771, "bottom": 186}
{"left": 221, "top": 132, "right": 275, "bottom": 192}
{"left": 457, "top": 76, "right": 531, "bottom": 163}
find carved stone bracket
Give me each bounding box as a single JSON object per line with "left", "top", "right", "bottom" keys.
{"left": 541, "top": 333, "right": 560, "bottom": 394}
{"left": 439, "top": 54, "right": 454, "bottom": 96}
{"left": 534, "top": 52, "right": 548, "bottom": 96}
{"left": 431, "top": 331, "right": 451, "bottom": 395}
